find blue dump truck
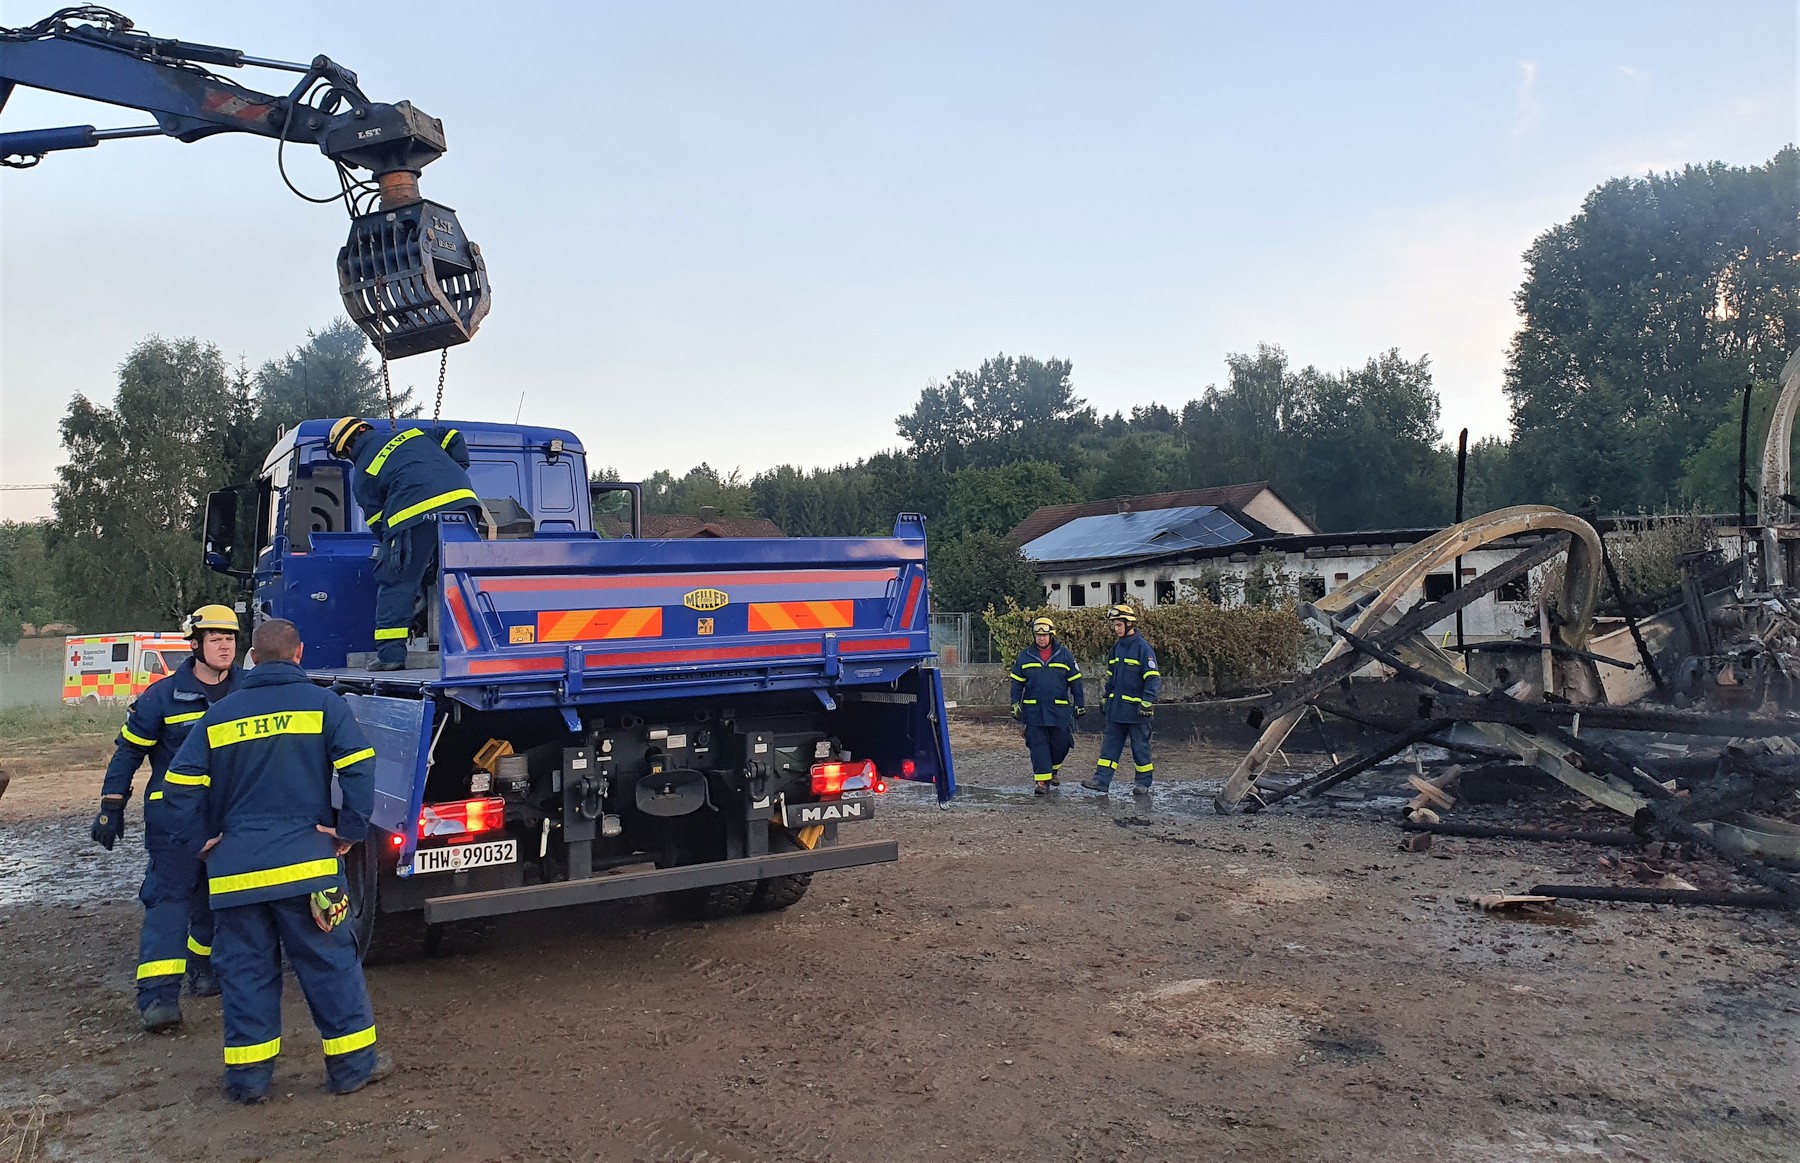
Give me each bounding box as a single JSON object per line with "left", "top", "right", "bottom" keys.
{"left": 202, "top": 418, "right": 954, "bottom": 959}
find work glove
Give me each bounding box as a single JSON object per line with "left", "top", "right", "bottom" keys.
{"left": 91, "top": 797, "right": 126, "bottom": 850}
{"left": 310, "top": 885, "right": 351, "bottom": 932}
{"left": 1010, "top": 703, "right": 1022, "bottom": 721}
{"left": 1140, "top": 703, "right": 1155, "bottom": 719}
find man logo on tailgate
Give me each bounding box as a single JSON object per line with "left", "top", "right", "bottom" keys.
{"left": 795, "top": 800, "right": 871, "bottom": 824}
{"left": 684, "top": 588, "right": 730, "bottom": 612}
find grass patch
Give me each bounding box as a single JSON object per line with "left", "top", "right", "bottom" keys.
{"left": 0, "top": 704, "right": 120, "bottom": 744}
{"left": 0, "top": 1098, "right": 50, "bottom": 1163}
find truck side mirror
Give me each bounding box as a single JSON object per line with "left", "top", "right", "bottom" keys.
{"left": 203, "top": 486, "right": 254, "bottom": 579}
{"left": 589, "top": 481, "right": 643, "bottom": 539}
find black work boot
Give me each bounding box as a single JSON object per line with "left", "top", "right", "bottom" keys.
{"left": 329, "top": 1051, "right": 395, "bottom": 1095}
{"left": 366, "top": 659, "right": 405, "bottom": 672}
{"left": 186, "top": 962, "right": 220, "bottom": 998}
{"left": 141, "top": 1000, "right": 182, "bottom": 1033}
{"left": 1079, "top": 778, "right": 1110, "bottom": 794}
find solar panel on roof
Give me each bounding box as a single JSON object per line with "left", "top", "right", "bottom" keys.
{"left": 1019, "top": 505, "right": 1256, "bottom": 562}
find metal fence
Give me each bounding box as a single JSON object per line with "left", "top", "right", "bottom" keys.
{"left": 929, "top": 613, "right": 1003, "bottom": 671}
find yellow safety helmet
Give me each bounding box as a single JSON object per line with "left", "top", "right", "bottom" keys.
{"left": 1105, "top": 603, "right": 1137, "bottom": 624}
{"left": 183, "top": 603, "right": 240, "bottom": 638}
{"left": 1031, "top": 617, "right": 1056, "bottom": 635}
{"left": 327, "top": 416, "right": 372, "bottom": 459}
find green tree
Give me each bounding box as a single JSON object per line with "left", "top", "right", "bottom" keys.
{"left": 944, "top": 461, "right": 1079, "bottom": 540}
{"left": 1285, "top": 349, "right": 1450, "bottom": 529}
{"left": 255, "top": 317, "right": 417, "bottom": 433}
{"left": 1679, "top": 379, "right": 1796, "bottom": 512}
{"left": 0, "top": 520, "right": 65, "bottom": 644}
{"left": 641, "top": 463, "right": 755, "bottom": 517}
{"left": 896, "top": 353, "right": 1096, "bottom": 471}
{"left": 928, "top": 531, "right": 1044, "bottom": 614}
{"left": 1180, "top": 344, "right": 1303, "bottom": 493}
{"left": 52, "top": 337, "right": 250, "bottom": 630}
{"left": 1506, "top": 146, "right": 1800, "bottom": 510}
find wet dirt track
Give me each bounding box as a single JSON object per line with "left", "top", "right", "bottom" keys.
{"left": 2, "top": 719, "right": 1798, "bottom": 1162}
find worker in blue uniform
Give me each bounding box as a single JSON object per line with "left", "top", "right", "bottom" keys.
{"left": 90, "top": 603, "right": 241, "bottom": 1031}
{"left": 326, "top": 416, "right": 478, "bottom": 671}
{"left": 1008, "top": 616, "right": 1085, "bottom": 796}
{"left": 163, "top": 618, "right": 392, "bottom": 1103}
{"left": 1081, "top": 603, "right": 1162, "bottom": 798}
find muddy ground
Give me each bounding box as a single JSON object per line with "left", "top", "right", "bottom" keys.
{"left": 2, "top": 717, "right": 1797, "bottom": 1162}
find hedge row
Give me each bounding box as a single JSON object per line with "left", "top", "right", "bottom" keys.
{"left": 983, "top": 598, "right": 1304, "bottom": 692}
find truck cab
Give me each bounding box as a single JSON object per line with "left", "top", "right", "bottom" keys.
{"left": 203, "top": 419, "right": 953, "bottom": 960}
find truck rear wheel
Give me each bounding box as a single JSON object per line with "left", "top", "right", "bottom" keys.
{"left": 748, "top": 831, "right": 813, "bottom": 913}
{"left": 666, "top": 879, "right": 757, "bottom": 921}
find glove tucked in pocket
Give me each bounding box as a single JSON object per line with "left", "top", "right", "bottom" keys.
{"left": 310, "top": 886, "right": 351, "bottom": 932}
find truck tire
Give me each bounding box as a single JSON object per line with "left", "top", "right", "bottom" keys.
{"left": 666, "top": 879, "right": 757, "bottom": 921}
{"left": 748, "top": 832, "right": 813, "bottom": 913}
{"left": 347, "top": 835, "right": 487, "bottom": 963}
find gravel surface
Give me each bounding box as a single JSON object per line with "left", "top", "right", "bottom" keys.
{"left": 2, "top": 718, "right": 1797, "bottom": 1162}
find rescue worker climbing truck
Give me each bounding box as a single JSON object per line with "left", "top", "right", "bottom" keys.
{"left": 200, "top": 418, "right": 954, "bottom": 959}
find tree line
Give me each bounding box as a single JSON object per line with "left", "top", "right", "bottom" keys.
{"left": 1, "top": 146, "right": 1793, "bottom": 638}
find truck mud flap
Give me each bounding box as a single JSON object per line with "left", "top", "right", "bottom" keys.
{"left": 421, "top": 839, "right": 899, "bottom": 924}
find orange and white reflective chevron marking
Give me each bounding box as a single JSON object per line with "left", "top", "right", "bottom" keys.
{"left": 746, "top": 601, "right": 854, "bottom": 632}
{"left": 536, "top": 607, "right": 664, "bottom": 642}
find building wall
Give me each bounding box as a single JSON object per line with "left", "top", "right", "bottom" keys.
{"left": 1042, "top": 543, "right": 1543, "bottom": 639}
{"left": 1241, "top": 492, "right": 1313, "bottom": 535}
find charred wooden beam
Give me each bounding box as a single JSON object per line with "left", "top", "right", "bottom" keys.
{"left": 1402, "top": 820, "right": 1639, "bottom": 846}
{"left": 1420, "top": 694, "right": 1798, "bottom": 739}
{"left": 1250, "top": 535, "right": 1571, "bottom": 728}
{"left": 1245, "top": 717, "right": 1453, "bottom": 812}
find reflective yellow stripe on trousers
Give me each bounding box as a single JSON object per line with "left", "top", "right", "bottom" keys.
{"left": 137, "top": 958, "right": 186, "bottom": 980}
{"left": 224, "top": 1037, "right": 281, "bottom": 1065}
{"left": 322, "top": 1025, "right": 377, "bottom": 1056}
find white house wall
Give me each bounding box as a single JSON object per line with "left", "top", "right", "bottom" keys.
{"left": 1042, "top": 544, "right": 1545, "bottom": 639}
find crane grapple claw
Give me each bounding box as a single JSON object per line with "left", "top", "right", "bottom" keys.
{"left": 338, "top": 198, "right": 490, "bottom": 359}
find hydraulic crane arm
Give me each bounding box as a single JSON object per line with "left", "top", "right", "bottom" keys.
{"left": 0, "top": 7, "right": 489, "bottom": 358}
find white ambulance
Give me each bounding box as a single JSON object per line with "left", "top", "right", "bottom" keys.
{"left": 62, "top": 633, "right": 192, "bottom": 706}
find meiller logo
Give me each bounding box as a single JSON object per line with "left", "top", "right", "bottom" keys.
{"left": 683, "top": 588, "right": 730, "bottom": 611}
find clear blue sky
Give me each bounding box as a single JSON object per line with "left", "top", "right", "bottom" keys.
{"left": 2, "top": 0, "right": 1794, "bottom": 519}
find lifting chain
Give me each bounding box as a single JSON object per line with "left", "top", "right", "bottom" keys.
{"left": 374, "top": 349, "right": 447, "bottom": 426}
{"left": 379, "top": 354, "right": 396, "bottom": 425}
{"left": 433, "top": 347, "right": 447, "bottom": 424}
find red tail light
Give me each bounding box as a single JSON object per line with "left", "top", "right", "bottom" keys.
{"left": 901, "top": 759, "right": 916, "bottom": 777}
{"left": 419, "top": 796, "right": 507, "bottom": 839}
{"left": 811, "top": 759, "right": 876, "bottom": 796}
{"left": 389, "top": 832, "right": 406, "bottom": 849}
